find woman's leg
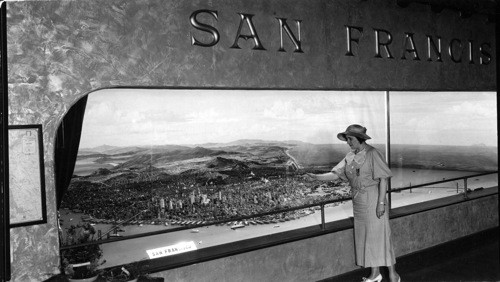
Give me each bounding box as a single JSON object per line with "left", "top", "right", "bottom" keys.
{"left": 387, "top": 265, "right": 400, "bottom": 282}
{"left": 369, "top": 266, "right": 381, "bottom": 278}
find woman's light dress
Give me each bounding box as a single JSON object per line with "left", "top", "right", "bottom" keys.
{"left": 332, "top": 144, "right": 396, "bottom": 267}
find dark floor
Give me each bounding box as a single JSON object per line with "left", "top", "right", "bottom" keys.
{"left": 322, "top": 227, "right": 499, "bottom": 282}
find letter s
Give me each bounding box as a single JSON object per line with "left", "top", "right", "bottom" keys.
{"left": 480, "top": 42, "right": 492, "bottom": 65}
{"left": 190, "top": 10, "right": 220, "bottom": 47}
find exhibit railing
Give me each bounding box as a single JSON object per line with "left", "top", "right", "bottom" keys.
{"left": 60, "top": 170, "right": 497, "bottom": 252}
{"left": 389, "top": 171, "right": 497, "bottom": 198}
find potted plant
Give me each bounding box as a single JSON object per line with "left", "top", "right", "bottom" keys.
{"left": 61, "top": 223, "right": 105, "bottom": 281}
{"left": 101, "top": 261, "right": 149, "bottom": 282}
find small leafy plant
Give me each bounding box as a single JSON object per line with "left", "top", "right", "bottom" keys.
{"left": 61, "top": 223, "right": 105, "bottom": 279}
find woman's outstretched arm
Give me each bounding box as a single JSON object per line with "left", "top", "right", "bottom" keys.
{"left": 306, "top": 172, "right": 340, "bottom": 181}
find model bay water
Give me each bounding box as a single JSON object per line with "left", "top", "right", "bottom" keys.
{"left": 59, "top": 168, "right": 497, "bottom": 268}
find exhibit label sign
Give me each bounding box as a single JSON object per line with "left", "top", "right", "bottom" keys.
{"left": 146, "top": 241, "right": 198, "bottom": 259}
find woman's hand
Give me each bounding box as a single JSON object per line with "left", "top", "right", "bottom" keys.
{"left": 376, "top": 203, "right": 385, "bottom": 218}
{"left": 303, "top": 173, "right": 316, "bottom": 181}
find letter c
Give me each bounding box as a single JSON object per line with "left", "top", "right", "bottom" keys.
{"left": 448, "top": 38, "right": 462, "bottom": 63}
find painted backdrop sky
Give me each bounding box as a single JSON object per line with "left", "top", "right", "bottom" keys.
{"left": 79, "top": 89, "right": 497, "bottom": 148}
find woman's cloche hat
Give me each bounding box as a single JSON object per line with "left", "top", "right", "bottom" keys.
{"left": 337, "top": 124, "right": 371, "bottom": 141}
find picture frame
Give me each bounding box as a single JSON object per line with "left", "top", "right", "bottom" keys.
{"left": 8, "top": 124, "right": 47, "bottom": 228}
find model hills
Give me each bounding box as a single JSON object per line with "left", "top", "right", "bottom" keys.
{"left": 76, "top": 139, "right": 498, "bottom": 179}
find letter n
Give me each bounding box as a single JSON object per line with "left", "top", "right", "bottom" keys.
{"left": 426, "top": 35, "right": 443, "bottom": 62}
{"left": 277, "top": 18, "right": 303, "bottom": 53}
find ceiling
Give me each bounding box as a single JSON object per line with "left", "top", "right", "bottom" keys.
{"left": 396, "top": 0, "right": 497, "bottom": 20}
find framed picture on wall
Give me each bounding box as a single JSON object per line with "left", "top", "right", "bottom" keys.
{"left": 8, "top": 124, "right": 47, "bottom": 228}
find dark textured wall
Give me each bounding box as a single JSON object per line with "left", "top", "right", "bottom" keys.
{"left": 393, "top": 196, "right": 500, "bottom": 255}
{"left": 5, "top": 0, "right": 495, "bottom": 280}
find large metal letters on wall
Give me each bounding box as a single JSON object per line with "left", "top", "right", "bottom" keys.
{"left": 7, "top": 0, "right": 496, "bottom": 94}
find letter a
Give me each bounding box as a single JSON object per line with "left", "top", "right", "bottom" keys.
{"left": 230, "top": 13, "right": 266, "bottom": 50}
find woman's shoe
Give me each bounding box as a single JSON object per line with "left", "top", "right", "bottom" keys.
{"left": 362, "top": 274, "right": 382, "bottom": 282}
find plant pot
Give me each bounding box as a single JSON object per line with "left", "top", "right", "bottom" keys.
{"left": 68, "top": 275, "right": 98, "bottom": 282}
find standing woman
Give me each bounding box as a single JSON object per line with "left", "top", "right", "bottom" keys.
{"left": 307, "top": 124, "right": 400, "bottom": 282}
